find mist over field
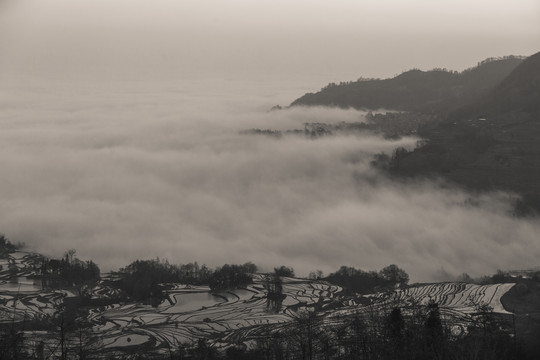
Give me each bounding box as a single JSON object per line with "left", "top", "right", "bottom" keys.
{"left": 1, "top": 0, "right": 539, "bottom": 282}
{"left": 0, "top": 78, "right": 538, "bottom": 282}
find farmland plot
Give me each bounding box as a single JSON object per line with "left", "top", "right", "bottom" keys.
{"left": 386, "top": 282, "right": 515, "bottom": 314}
{"left": 90, "top": 275, "right": 342, "bottom": 354}
{"left": 0, "top": 252, "right": 60, "bottom": 323}
{"left": 329, "top": 282, "right": 516, "bottom": 333}
{"left": 0, "top": 256, "right": 518, "bottom": 357}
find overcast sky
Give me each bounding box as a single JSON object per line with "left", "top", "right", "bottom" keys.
{"left": 1, "top": 0, "right": 539, "bottom": 83}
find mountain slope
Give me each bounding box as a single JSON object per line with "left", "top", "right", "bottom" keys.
{"left": 291, "top": 56, "right": 524, "bottom": 113}
{"left": 389, "top": 52, "right": 540, "bottom": 212}
{"left": 451, "top": 51, "right": 540, "bottom": 119}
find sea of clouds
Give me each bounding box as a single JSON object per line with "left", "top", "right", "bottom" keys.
{"left": 1, "top": 0, "right": 539, "bottom": 282}
{"left": 0, "top": 78, "right": 539, "bottom": 282}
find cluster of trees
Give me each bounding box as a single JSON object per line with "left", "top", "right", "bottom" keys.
{"left": 40, "top": 250, "right": 100, "bottom": 294}
{"left": 118, "top": 259, "right": 258, "bottom": 302}
{"left": 263, "top": 266, "right": 296, "bottom": 313}
{"left": 208, "top": 263, "right": 257, "bottom": 291}
{"left": 120, "top": 259, "right": 180, "bottom": 303}
{"left": 325, "top": 264, "right": 409, "bottom": 294}
{"left": 117, "top": 261, "right": 409, "bottom": 305}
{"left": 119, "top": 259, "right": 212, "bottom": 302}
{"left": 0, "top": 234, "right": 23, "bottom": 258}
{"left": 273, "top": 266, "right": 295, "bottom": 278}
{"left": 473, "top": 55, "right": 527, "bottom": 69}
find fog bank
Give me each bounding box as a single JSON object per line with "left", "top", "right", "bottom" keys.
{"left": 0, "top": 79, "right": 539, "bottom": 282}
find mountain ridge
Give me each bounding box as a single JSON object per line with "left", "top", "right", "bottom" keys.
{"left": 380, "top": 52, "right": 540, "bottom": 213}
{"left": 291, "top": 56, "right": 525, "bottom": 113}
{"left": 290, "top": 52, "right": 540, "bottom": 213}
{"left": 450, "top": 51, "right": 540, "bottom": 119}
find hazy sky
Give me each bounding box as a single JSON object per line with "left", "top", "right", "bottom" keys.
{"left": 0, "top": 1, "right": 539, "bottom": 281}
{"left": 1, "top": 0, "right": 539, "bottom": 83}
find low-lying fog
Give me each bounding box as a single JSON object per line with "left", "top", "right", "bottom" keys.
{"left": 1, "top": 78, "right": 539, "bottom": 282}
{"left": 1, "top": 0, "right": 539, "bottom": 282}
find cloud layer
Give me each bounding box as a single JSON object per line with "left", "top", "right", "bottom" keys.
{"left": 0, "top": 79, "right": 539, "bottom": 282}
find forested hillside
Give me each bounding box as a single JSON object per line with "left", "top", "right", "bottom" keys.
{"left": 375, "top": 52, "right": 540, "bottom": 214}
{"left": 291, "top": 56, "right": 524, "bottom": 112}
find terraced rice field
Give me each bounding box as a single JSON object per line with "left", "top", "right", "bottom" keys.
{"left": 85, "top": 280, "right": 516, "bottom": 355}
{"left": 0, "top": 252, "right": 65, "bottom": 323}
{"left": 89, "top": 276, "right": 342, "bottom": 354}
{"left": 0, "top": 253, "right": 517, "bottom": 357}
{"left": 390, "top": 282, "right": 515, "bottom": 314}
{"left": 330, "top": 282, "right": 516, "bottom": 336}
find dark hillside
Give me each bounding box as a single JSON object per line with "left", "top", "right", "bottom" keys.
{"left": 489, "top": 51, "right": 540, "bottom": 115}
{"left": 452, "top": 51, "right": 540, "bottom": 119}
{"left": 386, "top": 52, "right": 540, "bottom": 213}
{"left": 291, "top": 56, "right": 523, "bottom": 112}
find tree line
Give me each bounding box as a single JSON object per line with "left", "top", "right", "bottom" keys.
{"left": 116, "top": 259, "right": 259, "bottom": 303}
{"left": 40, "top": 249, "right": 100, "bottom": 295}
{"left": 326, "top": 264, "right": 409, "bottom": 294}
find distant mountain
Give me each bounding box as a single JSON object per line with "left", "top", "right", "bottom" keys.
{"left": 450, "top": 51, "right": 540, "bottom": 119}
{"left": 383, "top": 52, "right": 540, "bottom": 214}
{"left": 291, "top": 56, "right": 524, "bottom": 113}
{"left": 290, "top": 52, "right": 540, "bottom": 212}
